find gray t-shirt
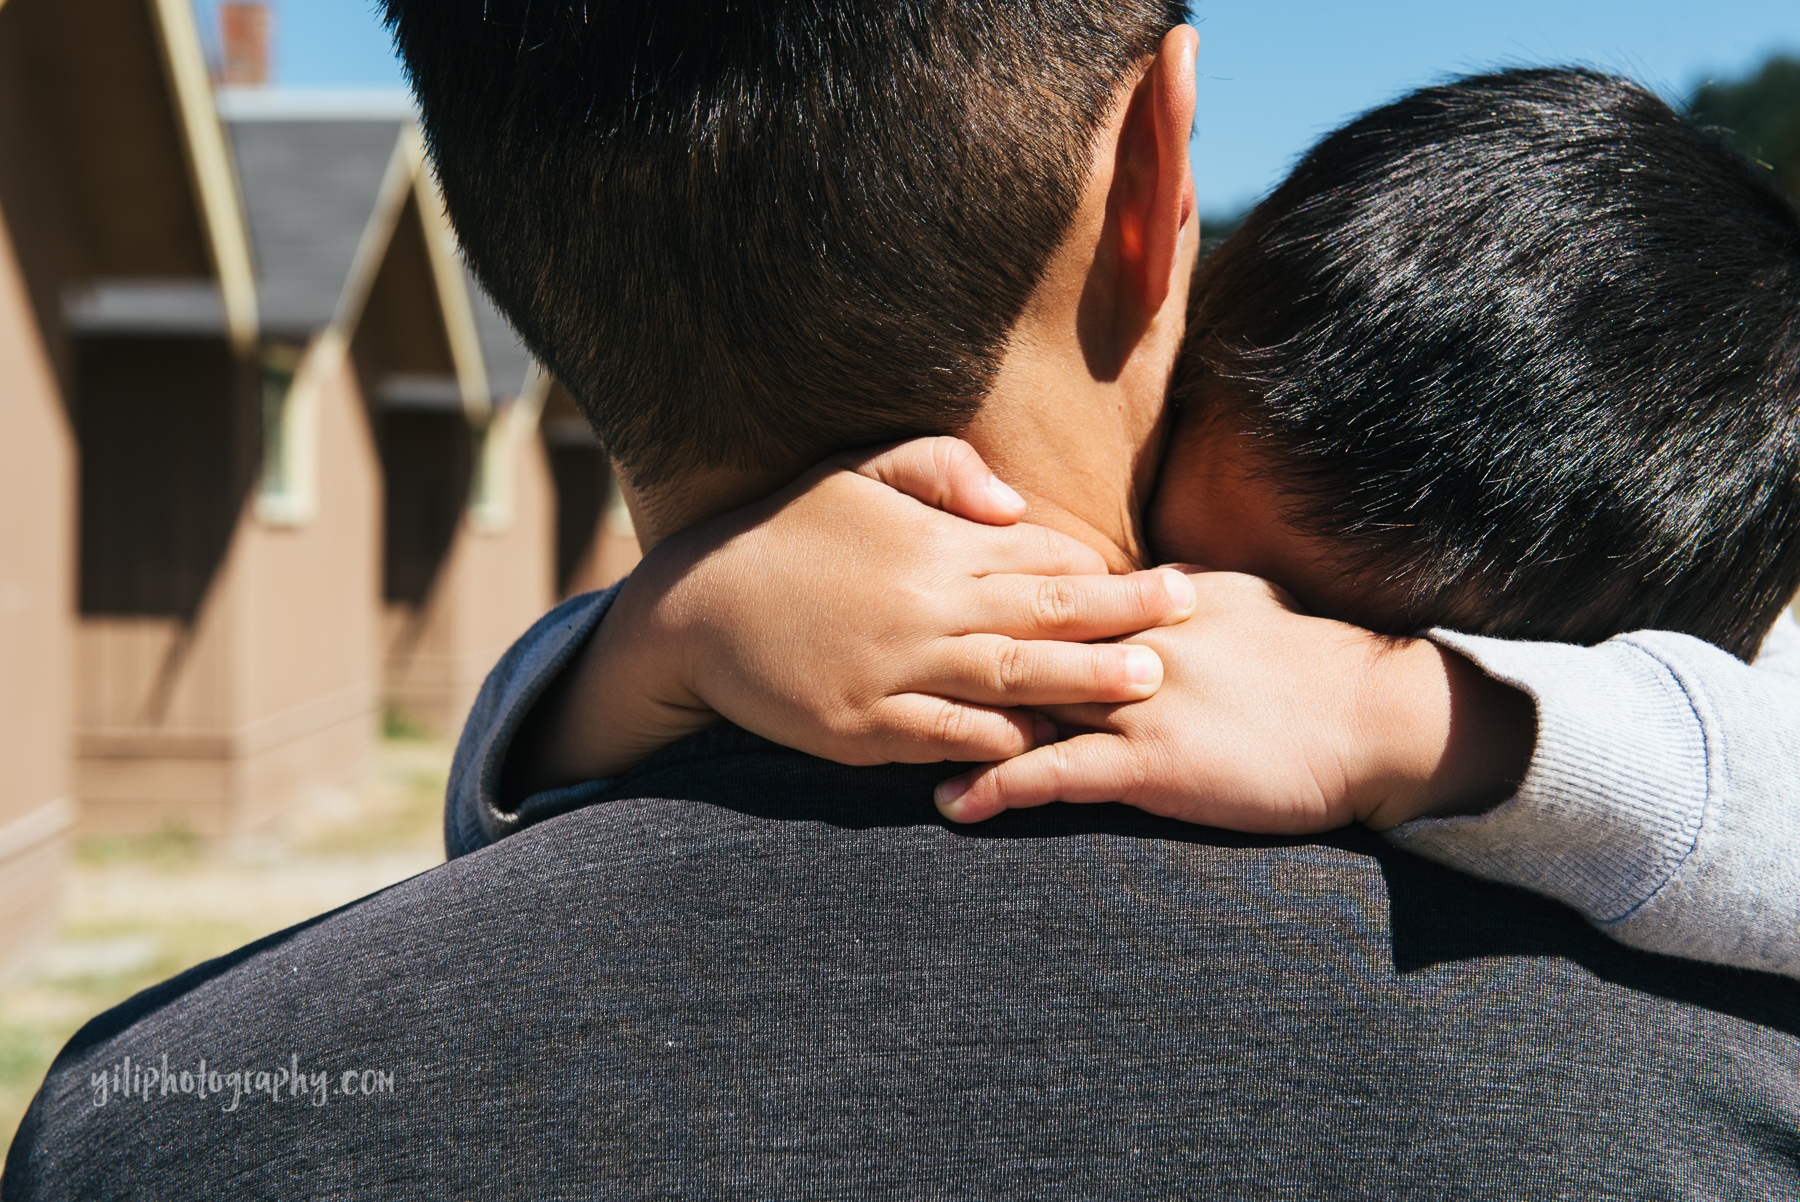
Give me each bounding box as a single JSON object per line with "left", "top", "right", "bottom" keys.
{"left": 9, "top": 725, "right": 1800, "bottom": 1198}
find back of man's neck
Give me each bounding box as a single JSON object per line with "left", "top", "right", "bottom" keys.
{"left": 955, "top": 364, "right": 1162, "bottom": 574}
{"left": 619, "top": 460, "right": 805, "bottom": 552}
{"left": 621, "top": 417, "right": 1155, "bottom": 574}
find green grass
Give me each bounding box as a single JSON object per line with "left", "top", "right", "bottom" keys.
{"left": 72, "top": 823, "right": 205, "bottom": 870}
{"left": 381, "top": 704, "right": 433, "bottom": 742}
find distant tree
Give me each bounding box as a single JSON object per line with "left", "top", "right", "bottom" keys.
{"left": 1196, "top": 209, "right": 1245, "bottom": 261}
{"left": 1199, "top": 209, "right": 1245, "bottom": 241}
{"left": 1688, "top": 55, "right": 1800, "bottom": 201}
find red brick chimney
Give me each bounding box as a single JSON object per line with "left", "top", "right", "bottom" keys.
{"left": 219, "top": 2, "right": 271, "bottom": 87}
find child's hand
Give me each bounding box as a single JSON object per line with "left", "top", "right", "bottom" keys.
{"left": 519, "top": 439, "right": 1199, "bottom": 790}
{"left": 932, "top": 571, "right": 1536, "bottom": 833}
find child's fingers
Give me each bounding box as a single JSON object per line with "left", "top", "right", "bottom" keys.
{"left": 932, "top": 635, "right": 1163, "bottom": 706}
{"left": 970, "top": 568, "right": 1196, "bottom": 640}
{"left": 840, "top": 437, "right": 1027, "bottom": 526}
{"left": 932, "top": 733, "right": 1140, "bottom": 822}
{"left": 858, "top": 696, "right": 1048, "bottom": 765}
{"left": 967, "top": 519, "right": 1112, "bottom": 578}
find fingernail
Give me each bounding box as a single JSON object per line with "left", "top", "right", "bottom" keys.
{"left": 934, "top": 776, "right": 971, "bottom": 806}
{"left": 987, "top": 475, "right": 1026, "bottom": 512}
{"left": 1125, "top": 647, "right": 1162, "bottom": 687}
{"left": 1034, "top": 717, "right": 1058, "bottom": 746}
{"left": 1161, "top": 569, "right": 1196, "bottom": 610}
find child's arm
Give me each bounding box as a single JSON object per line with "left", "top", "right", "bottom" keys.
{"left": 511, "top": 439, "right": 1199, "bottom": 785}
{"left": 1386, "top": 620, "right": 1800, "bottom": 978}
{"left": 930, "top": 569, "right": 1537, "bottom": 836}
{"left": 448, "top": 438, "right": 1199, "bottom": 854}
{"left": 939, "top": 576, "right": 1800, "bottom": 980}
{"left": 447, "top": 440, "right": 1800, "bottom": 980}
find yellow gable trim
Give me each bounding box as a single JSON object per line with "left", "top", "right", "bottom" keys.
{"left": 148, "top": 0, "right": 259, "bottom": 352}
{"left": 328, "top": 125, "right": 494, "bottom": 420}
{"left": 330, "top": 132, "right": 419, "bottom": 337}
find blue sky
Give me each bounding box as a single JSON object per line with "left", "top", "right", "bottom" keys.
{"left": 193, "top": 0, "right": 1799, "bottom": 215}
{"left": 1188, "top": 1, "right": 1800, "bottom": 216}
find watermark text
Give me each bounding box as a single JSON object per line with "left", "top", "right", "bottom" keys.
{"left": 91, "top": 1054, "right": 395, "bottom": 1111}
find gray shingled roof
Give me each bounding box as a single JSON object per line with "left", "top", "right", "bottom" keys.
{"left": 227, "top": 114, "right": 408, "bottom": 337}
{"left": 226, "top": 98, "right": 537, "bottom": 403}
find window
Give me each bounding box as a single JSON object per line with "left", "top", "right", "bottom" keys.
{"left": 467, "top": 369, "right": 548, "bottom": 535}
{"left": 254, "top": 337, "right": 328, "bottom": 527}
{"left": 257, "top": 347, "right": 299, "bottom": 497}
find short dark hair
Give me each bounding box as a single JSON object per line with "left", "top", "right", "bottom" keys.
{"left": 1179, "top": 68, "right": 1800, "bottom": 658}
{"left": 382, "top": 0, "right": 1186, "bottom": 494}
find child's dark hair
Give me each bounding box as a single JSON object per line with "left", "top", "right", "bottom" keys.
{"left": 1180, "top": 67, "right": 1800, "bottom": 658}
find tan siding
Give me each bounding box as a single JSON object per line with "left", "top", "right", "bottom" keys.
{"left": 74, "top": 751, "right": 231, "bottom": 835}
{"left": 0, "top": 154, "right": 74, "bottom": 977}
{"left": 541, "top": 383, "right": 640, "bottom": 599}
{"left": 0, "top": 830, "right": 67, "bottom": 985}
{"left": 352, "top": 190, "right": 460, "bottom": 387}
{"left": 233, "top": 706, "right": 374, "bottom": 832}
{"left": 0, "top": 0, "right": 211, "bottom": 280}
{"left": 0, "top": 1, "right": 88, "bottom": 389}
{"left": 561, "top": 500, "right": 642, "bottom": 599}
{"left": 235, "top": 344, "right": 380, "bottom": 786}
{"left": 75, "top": 616, "right": 192, "bottom": 730}
{"left": 0, "top": 181, "right": 73, "bottom": 828}
{"left": 76, "top": 573, "right": 238, "bottom": 736}
{"left": 385, "top": 426, "right": 556, "bottom": 735}
{"left": 75, "top": 349, "right": 385, "bottom": 834}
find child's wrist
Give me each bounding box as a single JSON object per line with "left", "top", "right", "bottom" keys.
{"left": 1355, "top": 639, "right": 1535, "bottom": 831}
{"left": 506, "top": 569, "right": 719, "bottom": 795}
{"left": 588, "top": 567, "right": 720, "bottom": 759}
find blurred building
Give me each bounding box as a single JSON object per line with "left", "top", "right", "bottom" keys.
{"left": 0, "top": 0, "right": 254, "bottom": 965}
{"left": 0, "top": 0, "right": 638, "bottom": 977}
{"left": 220, "top": 89, "right": 561, "bottom": 740}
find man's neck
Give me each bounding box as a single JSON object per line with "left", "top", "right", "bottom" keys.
{"left": 618, "top": 460, "right": 801, "bottom": 552}
{"left": 950, "top": 221, "right": 1199, "bottom": 574}
{"left": 955, "top": 351, "right": 1166, "bottom": 574}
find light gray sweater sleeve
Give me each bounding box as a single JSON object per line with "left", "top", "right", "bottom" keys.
{"left": 1385, "top": 615, "right": 1800, "bottom": 978}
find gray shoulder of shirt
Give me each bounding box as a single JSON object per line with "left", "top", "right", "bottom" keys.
{"left": 1384, "top": 613, "right": 1800, "bottom": 980}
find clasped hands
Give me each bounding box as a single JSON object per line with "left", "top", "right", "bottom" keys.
{"left": 523, "top": 439, "right": 1531, "bottom": 835}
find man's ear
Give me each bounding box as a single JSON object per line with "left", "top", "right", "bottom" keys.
{"left": 1114, "top": 25, "right": 1198, "bottom": 313}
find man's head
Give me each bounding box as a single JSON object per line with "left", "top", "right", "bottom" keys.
{"left": 1153, "top": 68, "right": 1800, "bottom": 658}
{"left": 383, "top": 0, "right": 1190, "bottom": 539}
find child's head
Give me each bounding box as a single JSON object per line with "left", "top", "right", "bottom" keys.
{"left": 1152, "top": 67, "right": 1800, "bottom": 658}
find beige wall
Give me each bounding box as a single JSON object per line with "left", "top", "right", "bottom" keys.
{"left": 76, "top": 343, "right": 381, "bottom": 834}
{"left": 0, "top": 192, "right": 74, "bottom": 976}
{"left": 385, "top": 428, "right": 557, "bottom": 736}
{"left": 233, "top": 346, "right": 381, "bottom": 827}
{"left": 1, "top": 0, "right": 395, "bottom": 858}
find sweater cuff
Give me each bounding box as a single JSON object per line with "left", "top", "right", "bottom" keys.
{"left": 1384, "top": 630, "right": 1709, "bottom": 926}
{"left": 444, "top": 582, "right": 625, "bottom": 859}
